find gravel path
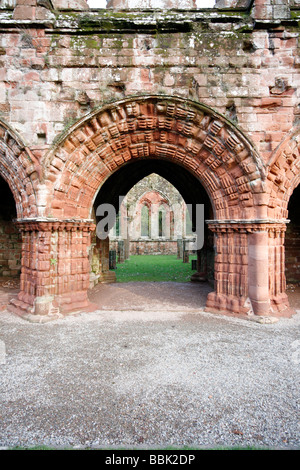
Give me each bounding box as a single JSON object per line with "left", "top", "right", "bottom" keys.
{"left": 0, "top": 288, "right": 299, "bottom": 450}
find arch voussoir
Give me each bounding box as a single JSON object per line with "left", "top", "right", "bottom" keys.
{"left": 43, "top": 96, "right": 265, "bottom": 222}
{"left": 266, "top": 130, "right": 300, "bottom": 220}
{"left": 0, "top": 120, "right": 40, "bottom": 219}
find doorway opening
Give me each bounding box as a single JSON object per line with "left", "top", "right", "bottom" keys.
{"left": 0, "top": 176, "right": 21, "bottom": 310}
{"left": 88, "top": 159, "right": 214, "bottom": 311}
{"left": 285, "top": 184, "right": 300, "bottom": 310}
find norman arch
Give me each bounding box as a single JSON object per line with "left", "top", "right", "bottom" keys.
{"left": 266, "top": 129, "right": 300, "bottom": 220}
{"left": 0, "top": 121, "right": 41, "bottom": 307}
{"left": 265, "top": 130, "right": 300, "bottom": 311}
{"left": 42, "top": 95, "right": 265, "bottom": 221}
{"left": 8, "top": 96, "right": 297, "bottom": 319}
{"left": 0, "top": 120, "right": 39, "bottom": 219}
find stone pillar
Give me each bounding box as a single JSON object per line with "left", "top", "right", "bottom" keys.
{"left": 206, "top": 222, "right": 249, "bottom": 315}
{"left": 151, "top": 204, "right": 159, "bottom": 239}
{"left": 268, "top": 223, "right": 292, "bottom": 316}
{"left": 206, "top": 220, "right": 295, "bottom": 318}
{"left": 248, "top": 229, "right": 270, "bottom": 315}
{"left": 97, "top": 236, "right": 116, "bottom": 283}
{"left": 248, "top": 222, "right": 292, "bottom": 316}
{"left": 9, "top": 219, "right": 96, "bottom": 319}
{"left": 177, "top": 238, "right": 183, "bottom": 259}
{"left": 182, "top": 239, "right": 189, "bottom": 263}
{"left": 118, "top": 239, "right": 125, "bottom": 263}
{"left": 191, "top": 248, "right": 207, "bottom": 282}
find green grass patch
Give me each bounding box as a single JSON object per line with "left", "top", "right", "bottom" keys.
{"left": 114, "top": 254, "right": 197, "bottom": 283}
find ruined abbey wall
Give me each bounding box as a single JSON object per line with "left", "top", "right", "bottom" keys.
{"left": 0, "top": 0, "right": 299, "bottom": 319}
{"left": 108, "top": 173, "right": 193, "bottom": 256}
{"left": 0, "top": 1, "right": 299, "bottom": 163}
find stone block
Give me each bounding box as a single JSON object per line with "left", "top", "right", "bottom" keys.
{"left": 13, "top": 6, "right": 36, "bottom": 20}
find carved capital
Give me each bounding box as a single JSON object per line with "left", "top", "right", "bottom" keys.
{"left": 207, "top": 219, "right": 288, "bottom": 234}
{"left": 16, "top": 218, "right": 96, "bottom": 233}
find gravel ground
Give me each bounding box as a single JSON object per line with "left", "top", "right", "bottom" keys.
{"left": 0, "top": 287, "right": 299, "bottom": 450}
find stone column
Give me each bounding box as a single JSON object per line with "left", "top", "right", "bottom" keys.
{"left": 248, "top": 229, "right": 270, "bottom": 315}
{"left": 248, "top": 222, "right": 293, "bottom": 317}
{"left": 97, "top": 236, "right": 117, "bottom": 283}
{"left": 267, "top": 223, "right": 292, "bottom": 316}
{"left": 191, "top": 248, "right": 207, "bottom": 282}
{"left": 206, "top": 220, "right": 295, "bottom": 318}
{"left": 9, "top": 219, "right": 96, "bottom": 319}
{"left": 151, "top": 204, "right": 159, "bottom": 239}
{"left": 206, "top": 222, "right": 249, "bottom": 315}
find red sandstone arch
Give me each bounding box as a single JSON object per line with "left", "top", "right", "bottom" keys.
{"left": 266, "top": 128, "right": 300, "bottom": 220}
{"left": 0, "top": 120, "right": 39, "bottom": 218}
{"left": 13, "top": 96, "right": 297, "bottom": 320}
{"left": 42, "top": 95, "right": 265, "bottom": 222}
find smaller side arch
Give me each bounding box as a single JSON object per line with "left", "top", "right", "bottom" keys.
{"left": 266, "top": 128, "right": 300, "bottom": 220}
{"left": 258, "top": 129, "right": 300, "bottom": 317}
{"left": 42, "top": 95, "right": 266, "bottom": 222}
{"left": 0, "top": 120, "right": 40, "bottom": 218}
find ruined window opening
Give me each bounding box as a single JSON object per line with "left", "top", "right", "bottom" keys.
{"left": 115, "top": 212, "right": 120, "bottom": 237}
{"left": 141, "top": 204, "right": 150, "bottom": 237}
{"left": 0, "top": 176, "right": 21, "bottom": 279}
{"left": 185, "top": 206, "right": 193, "bottom": 236}
{"left": 158, "top": 206, "right": 166, "bottom": 237}
{"left": 285, "top": 185, "right": 300, "bottom": 285}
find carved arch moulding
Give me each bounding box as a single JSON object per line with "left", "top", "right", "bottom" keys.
{"left": 42, "top": 95, "right": 267, "bottom": 223}
{"left": 266, "top": 128, "right": 300, "bottom": 221}
{"left": 0, "top": 120, "right": 40, "bottom": 219}
{"left": 6, "top": 96, "right": 297, "bottom": 320}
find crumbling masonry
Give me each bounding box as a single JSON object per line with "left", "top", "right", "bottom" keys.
{"left": 0, "top": 0, "right": 299, "bottom": 319}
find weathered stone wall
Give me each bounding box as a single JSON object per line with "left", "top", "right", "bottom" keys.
{"left": 0, "top": 177, "right": 22, "bottom": 278}
{"left": 285, "top": 223, "right": 300, "bottom": 283}
{"left": 0, "top": 1, "right": 298, "bottom": 161}
{"left": 0, "top": 220, "right": 22, "bottom": 277}
{"left": 111, "top": 238, "right": 178, "bottom": 255}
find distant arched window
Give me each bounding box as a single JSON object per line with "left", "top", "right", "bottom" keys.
{"left": 115, "top": 212, "right": 120, "bottom": 237}
{"left": 186, "top": 206, "right": 193, "bottom": 236}
{"left": 141, "top": 204, "right": 150, "bottom": 237}
{"left": 158, "top": 206, "right": 166, "bottom": 237}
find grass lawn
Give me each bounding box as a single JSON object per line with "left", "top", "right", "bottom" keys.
{"left": 114, "top": 254, "right": 197, "bottom": 283}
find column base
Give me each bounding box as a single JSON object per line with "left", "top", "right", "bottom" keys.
{"left": 8, "top": 292, "right": 61, "bottom": 322}
{"left": 98, "top": 271, "right": 117, "bottom": 283}
{"left": 205, "top": 292, "right": 250, "bottom": 316}
{"left": 270, "top": 294, "right": 296, "bottom": 318}
{"left": 206, "top": 292, "right": 297, "bottom": 319}
{"left": 8, "top": 290, "right": 98, "bottom": 321}
{"left": 191, "top": 272, "right": 207, "bottom": 282}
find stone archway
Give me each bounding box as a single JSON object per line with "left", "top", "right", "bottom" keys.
{"left": 264, "top": 128, "right": 300, "bottom": 316}
{"left": 0, "top": 120, "right": 39, "bottom": 219}
{"left": 266, "top": 129, "right": 300, "bottom": 220}
{"left": 0, "top": 121, "right": 43, "bottom": 316}
{"left": 10, "top": 95, "right": 296, "bottom": 320}
{"left": 43, "top": 95, "right": 264, "bottom": 221}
